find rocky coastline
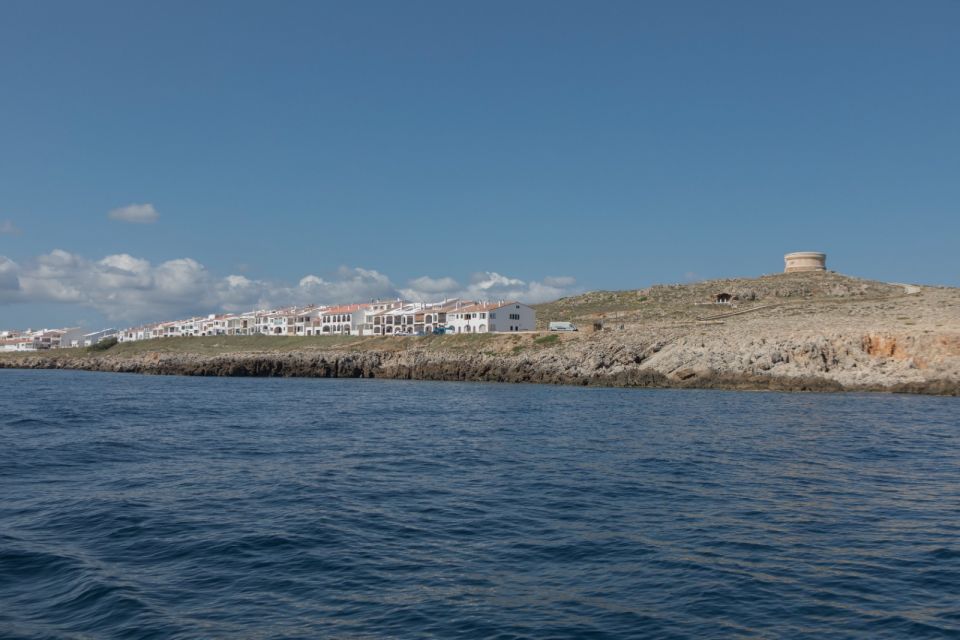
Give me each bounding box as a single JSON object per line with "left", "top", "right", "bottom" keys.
{"left": 2, "top": 332, "right": 957, "bottom": 395}
{"left": 3, "top": 272, "right": 958, "bottom": 395}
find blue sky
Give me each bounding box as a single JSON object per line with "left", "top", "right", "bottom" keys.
{"left": 2, "top": 0, "right": 958, "bottom": 328}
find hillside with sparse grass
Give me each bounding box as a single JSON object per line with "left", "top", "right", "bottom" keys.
{"left": 533, "top": 271, "right": 906, "bottom": 328}
{"left": 3, "top": 271, "right": 958, "bottom": 394}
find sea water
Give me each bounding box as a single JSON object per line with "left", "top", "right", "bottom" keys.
{"left": 1, "top": 370, "right": 958, "bottom": 638}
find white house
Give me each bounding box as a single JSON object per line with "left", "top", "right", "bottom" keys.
{"left": 0, "top": 328, "right": 71, "bottom": 350}
{"left": 37, "top": 330, "right": 65, "bottom": 349}
{"left": 152, "top": 322, "right": 175, "bottom": 339}
{"left": 292, "top": 307, "right": 325, "bottom": 335}
{"left": 376, "top": 303, "right": 423, "bottom": 335}
{"left": 118, "top": 327, "right": 141, "bottom": 342}
{"left": 254, "top": 309, "right": 294, "bottom": 335}
{"left": 362, "top": 300, "right": 408, "bottom": 335}
{"left": 75, "top": 295, "right": 539, "bottom": 347}
{"left": 83, "top": 328, "right": 119, "bottom": 347}
{"left": 419, "top": 299, "right": 465, "bottom": 334}
{"left": 0, "top": 337, "right": 36, "bottom": 351}
{"left": 446, "top": 301, "right": 536, "bottom": 333}
{"left": 55, "top": 327, "right": 117, "bottom": 348}
{"left": 385, "top": 299, "right": 465, "bottom": 335}
{"left": 225, "top": 314, "right": 256, "bottom": 336}
{"left": 311, "top": 303, "right": 371, "bottom": 335}
{"left": 172, "top": 316, "right": 203, "bottom": 337}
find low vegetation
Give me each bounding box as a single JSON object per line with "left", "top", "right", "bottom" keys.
{"left": 0, "top": 272, "right": 936, "bottom": 370}
{"left": 53, "top": 335, "right": 365, "bottom": 358}
{"left": 1, "top": 271, "right": 956, "bottom": 396}
{"left": 88, "top": 336, "right": 118, "bottom": 351}
{"left": 533, "top": 271, "right": 910, "bottom": 329}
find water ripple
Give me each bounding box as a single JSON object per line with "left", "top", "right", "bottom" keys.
{"left": 1, "top": 371, "right": 958, "bottom": 638}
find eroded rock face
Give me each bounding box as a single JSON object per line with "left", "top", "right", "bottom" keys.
{"left": 3, "top": 328, "right": 958, "bottom": 395}
{"left": 4, "top": 275, "right": 958, "bottom": 395}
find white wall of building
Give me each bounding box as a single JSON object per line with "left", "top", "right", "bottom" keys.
{"left": 489, "top": 303, "right": 536, "bottom": 333}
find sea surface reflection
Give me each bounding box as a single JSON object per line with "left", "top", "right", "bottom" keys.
{"left": 1, "top": 370, "right": 958, "bottom": 638}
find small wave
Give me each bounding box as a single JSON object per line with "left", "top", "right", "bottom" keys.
{"left": 4, "top": 417, "right": 60, "bottom": 428}
{"left": 2, "top": 372, "right": 959, "bottom": 638}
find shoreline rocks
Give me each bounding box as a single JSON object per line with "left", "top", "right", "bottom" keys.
{"left": 2, "top": 338, "right": 957, "bottom": 396}
{"left": 4, "top": 273, "right": 958, "bottom": 395}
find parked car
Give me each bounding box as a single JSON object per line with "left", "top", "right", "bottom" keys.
{"left": 549, "top": 321, "right": 578, "bottom": 332}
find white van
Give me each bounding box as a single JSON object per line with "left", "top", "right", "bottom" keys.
{"left": 548, "top": 321, "right": 578, "bottom": 332}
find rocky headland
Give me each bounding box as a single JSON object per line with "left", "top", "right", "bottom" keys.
{"left": 3, "top": 272, "right": 959, "bottom": 395}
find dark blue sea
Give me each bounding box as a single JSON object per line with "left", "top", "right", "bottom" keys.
{"left": 1, "top": 370, "right": 959, "bottom": 639}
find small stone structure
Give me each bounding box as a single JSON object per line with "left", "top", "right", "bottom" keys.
{"left": 784, "top": 252, "right": 826, "bottom": 273}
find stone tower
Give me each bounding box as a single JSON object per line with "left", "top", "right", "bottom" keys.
{"left": 784, "top": 252, "right": 826, "bottom": 273}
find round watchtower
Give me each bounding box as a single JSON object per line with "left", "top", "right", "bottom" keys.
{"left": 784, "top": 252, "right": 826, "bottom": 273}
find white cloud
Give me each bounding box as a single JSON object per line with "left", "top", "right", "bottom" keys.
{"left": 0, "top": 256, "right": 21, "bottom": 297}
{"left": 255, "top": 267, "right": 395, "bottom": 310}
{"left": 407, "top": 275, "right": 461, "bottom": 294}
{"left": 0, "top": 220, "right": 21, "bottom": 235}
{"left": 400, "top": 271, "right": 577, "bottom": 304}
{"left": 466, "top": 272, "right": 577, "bottom": 303}
{"left": 100, "top": 253, "right": 151, "bottom": 274}
{"left": 470, "top": 272, "right": 526, "bottom": 291}
{"left": 0, "top": 250, "right": 578, "bottom": 324}
{"left": 225, "top": 274, "right": 253, "bottom": 287}
{"left": 5, "top": 250, "right": 213, "bottom": 320}
{"left": 108, "top": 203, "right": 159, "bottom": 224}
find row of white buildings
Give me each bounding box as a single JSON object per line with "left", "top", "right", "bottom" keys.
{"left": 115, "top": 299, "right": 535, "bottom": 342}
{"left": 2, "top": 299, "right": 536, "bottom": 350}
{"left": 0, "top": 328, "right": 71, "bottom": 352}
{"left": 0, "top": 327, "right": 118, "bottom": 351}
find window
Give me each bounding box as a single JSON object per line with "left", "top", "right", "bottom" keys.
{"left": 490, "top": 312, "right": 496, "bottom": 319}
{"left": 480, "top": 313, "right": 486, "bottom": 319}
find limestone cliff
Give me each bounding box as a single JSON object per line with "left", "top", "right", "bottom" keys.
{"left": 3, "top": 273, "right": 958, "bottom": 395}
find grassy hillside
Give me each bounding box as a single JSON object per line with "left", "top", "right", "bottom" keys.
{"left": 0, "top": 335, "right": 364, "bottom": 360}
{"left": 533, "top": 271, "right": 906, "bottom": 328}
{"left": 0, "top": 331, "right": 576, "bottom": 361}
{"left": 102, "top": 334, "right": 367, "bottom": 354}
{"left": 0, "top": 272, "right": 918, "bottom": 361}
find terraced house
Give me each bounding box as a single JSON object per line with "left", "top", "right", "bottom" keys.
{"left": 17, "top": 297, "right": 537, "bottom": 349}
{"left": 312, "top": 304, "right": 371, "bottom": 336}
{"left": 447, "top": 302, "right": 535, "bottom": 334}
